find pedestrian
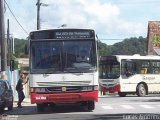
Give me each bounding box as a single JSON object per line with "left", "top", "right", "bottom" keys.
{"left": 125, "top": 68, "right": 132, "bottom": 77}
{"left": 16, "top": 72, "right": 26, "bottom": 108}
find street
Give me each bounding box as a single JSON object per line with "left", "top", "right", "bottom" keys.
{"left": 1, "top": 94, "right": 160, "bottom": 120}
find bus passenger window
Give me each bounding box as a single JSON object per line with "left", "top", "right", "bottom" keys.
{"left": 125, "top": 68, "right": 132, "bottom": 77}
{"left": 140, "top": 68, "right": 148, "bottom": 74}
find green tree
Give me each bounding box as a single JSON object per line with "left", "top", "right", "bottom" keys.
{"left": 98, "top": 36, "right": 147, "bottom": 56}
{"left": 14, "top": 38, "right": 28, "bottom": 58}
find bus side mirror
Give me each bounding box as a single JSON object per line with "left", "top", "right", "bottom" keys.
{"left": 24, "top": 43, "right": 29, "bottom": 55}
{"left": 96, "top": 35, "right": 101, "bottom": 50}
{"left": 24, "top": 37, "right": 29, "bottom": 55}
{"left": 10, "top": 60, "right": 14, "bottom": 71}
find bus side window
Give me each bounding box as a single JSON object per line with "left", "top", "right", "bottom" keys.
{"left": 125, "top": 68, "right": 132, "bottom": 77}
{"left": 140, "top": 68, "right": 148, "bottom": 74}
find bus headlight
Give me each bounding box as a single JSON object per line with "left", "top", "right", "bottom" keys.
{"left": 35, "top": 88, "right": 46, "bottom": 93}
{"left": 30, "top": 87, "right": 35, "bottom": 93}
{"left": 94, "top": 85, "right": 98, "bottom": 90}
{"left": 81, "top": 86, "right": 93, "bottom": 91}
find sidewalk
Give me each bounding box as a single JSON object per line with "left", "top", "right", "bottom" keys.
{"left": 14, "top": 97, "right": 31, "bottom": 103}
{"left": 13, "top": 97, "right": 32, "bottom": 108}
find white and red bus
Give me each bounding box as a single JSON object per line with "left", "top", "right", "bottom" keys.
{"left": 99, "top": 54, "right": 160, "bottom": 97}
{"left": 28, "top": 28, "right": 98, "bottom": 111}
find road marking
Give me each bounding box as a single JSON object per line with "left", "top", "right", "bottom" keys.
{"left": 102, "top": 105, "right": 113, "bottom": 109}
{"left": 102, "top": 104, "right": 156, "bottom": 110}
{"left": 102, "top": 105, "right": 157, "bottom": 109}
{"left": 120, "top": 105, "right": 134, "bottom": 109}
{"left": 140, "top": 105, "right": 154, "bottom": 109}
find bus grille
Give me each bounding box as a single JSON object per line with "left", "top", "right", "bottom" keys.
{"left": 37, "top": 81, "right": 91, "bottom": 86}
{"left": 47, "top": 86, "right": 82, "bottom": 92}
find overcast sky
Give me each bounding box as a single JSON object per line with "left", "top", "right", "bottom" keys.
{"left": 5, "top": 0, "right": 160, "bottom": 44}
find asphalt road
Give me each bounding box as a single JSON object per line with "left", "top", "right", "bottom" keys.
{"left": 1, "top": 94, "right": 160, "bottom": 120}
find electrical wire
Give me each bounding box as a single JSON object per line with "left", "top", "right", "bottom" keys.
{"left": 4, "top": 0, "right": 29, "bottom": 35}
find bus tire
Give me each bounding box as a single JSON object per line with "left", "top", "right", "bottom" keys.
{"left": 103, "top": 91, "right": 106, "bottom": 95}
{"left": 87, "top": 101, "right": 95, "bottom": 111}
{"left": 8, "top": 97, "right": 13, "bottom": 111}
{"left": 118, "top": 92, "right": 127, "bottom": 97}
{"left": 37, "top": 104, "right": 44, "bottom": 112}
{"left": 136, "top": 83, "right": 147, "bottom": 97}
{"left": 0, "top": 107, "right": 4, "bottom": 113}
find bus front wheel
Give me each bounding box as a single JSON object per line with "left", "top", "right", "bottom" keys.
{"left": 87, "top": 101, "right": 95, "bottom": 111}
{"left": 37, "top": 104, "right": 44, "bottom": 112}
{"left": 136, "top": 84, "right": 147, "bottom": 97}
{"left": 118, "top": 92, "right": 127, "bottom": 97}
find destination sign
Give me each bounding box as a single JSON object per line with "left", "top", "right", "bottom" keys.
{"left": 55, "top": 31, "right": 92, "bottom": 39}
{"left": 30, "top": 29, "right": 94, "bottom": 39}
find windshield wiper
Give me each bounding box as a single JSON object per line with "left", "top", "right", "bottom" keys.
{"left": 64, "top": 67, "right": 83, "bottom": 73}
{"left": 45, "top": 68, "right": 62, "bottom": 73}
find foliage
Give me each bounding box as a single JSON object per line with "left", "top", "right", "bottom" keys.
{"left": 152, "top": 35, "right": 160, "bottom": 47}
{"left": 14, "top": 60, "right": 19, "bottom": 69}
{"left": 98, "top": 36, "right": 147, "bottom": 56}
{"left": 14, "top": 38, "right": 28, "bottom": 58}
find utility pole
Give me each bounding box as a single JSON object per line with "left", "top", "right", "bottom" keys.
{"left": 7, "top": 19, "right": 14, "bottom": 66}
{"left": 7, "top": 19, "right": 10, "bottom": 52}
{"left": 36, "top": 0, "right": 48, "bottom": 30}
{"left": 7, "top": 19, "right": 10, "bottom": 66}
{"left": 0, "top": 0, "right": 7, "bottom": 80}
{"left": 36, "top": 0, "right": 40, "bottom": 30}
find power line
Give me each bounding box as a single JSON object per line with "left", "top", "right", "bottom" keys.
{"left": 4, "top": 0, "right": 28, "bottom": 35}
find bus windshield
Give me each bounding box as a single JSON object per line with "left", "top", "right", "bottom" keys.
{"left": 99, "top": 61, "right": 120, "bottom": 79}
{"left": 30, "top": 40, "right": 97, "bottom": 73}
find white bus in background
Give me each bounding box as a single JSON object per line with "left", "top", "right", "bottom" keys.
{"left": 99, "top": 54, "right": 160, "bottom": 97}
{"left": 28, "top": 28, "right": 99, "bottom": 112}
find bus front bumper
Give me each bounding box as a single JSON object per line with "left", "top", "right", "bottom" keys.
{"left": 30, "top": 91, "right": 98, "bottom": 104}
{"left": 107, "top": 84, "right": 120, "bottom": 93}
{"left": 100, "top": 84, "right": 120, "bottom": 93}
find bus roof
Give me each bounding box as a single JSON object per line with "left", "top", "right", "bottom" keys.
{"left": 100, "top": 54, "right": 160, "bottom": 62}
{"left": 115, "top": 54, "right": 160, "bottom": 60}
{"left": 30, "top": 28, "right": 95, "bottom": 33}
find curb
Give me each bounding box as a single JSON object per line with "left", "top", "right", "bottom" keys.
{"left": 14, "top": 98, "right": 30, "bottom": 103}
